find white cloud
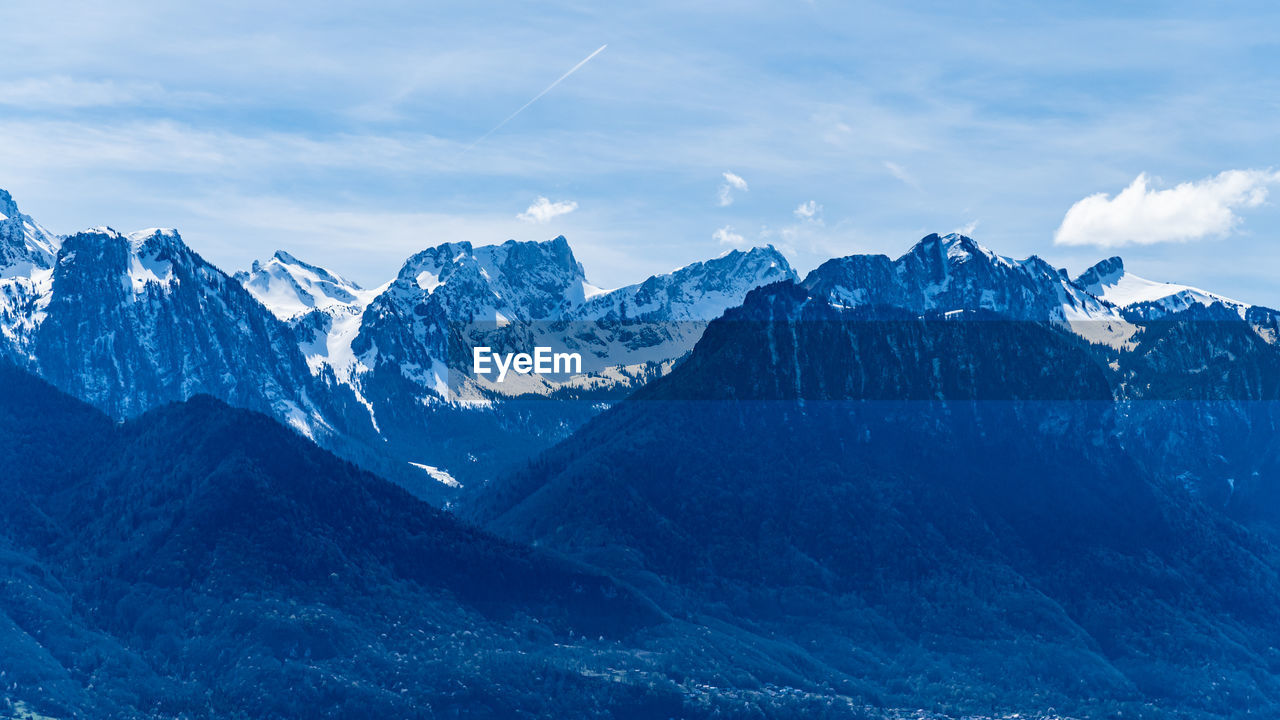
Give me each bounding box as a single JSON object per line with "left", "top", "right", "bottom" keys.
{"left": 1054, "top": 170, "right": 1280, "bottom": 247}
{"left": 517, "top": 196, "right": 578, "bottom": 223}
{"left": 794, "top": 200, "right": 821, "bottom": 221}
{"left": 713, "top": 225, "right": 746, "bottom": 246}
{"left": 955, "top": 219, "right": 979, "bottom": 236}
{"left": 717, "top": 171, "right": 748, "bottom": 206}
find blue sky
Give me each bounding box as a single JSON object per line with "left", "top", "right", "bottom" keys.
{"left": 2, "top": 1, "right": 1279, "bottom": 303}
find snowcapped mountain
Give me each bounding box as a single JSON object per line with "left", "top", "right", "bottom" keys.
{"left": 471, "top": 277, "right": 1280, "bottom": 718}
{"left": 0, "top": 192, "right": 382, "bottom": 468}
{"left": 389, "top": 235, "right": 592, "bottom": 325}
{"left": 11, "top": 180, "right": 1280, "bottom": 509}
{"left": 575, "top": 245, "right": 794, "bottom": 324}
{"left": 236, "top": 250, "right": 386, "bottom": 383}
{"left": 31, "top": 227, "right": 358, "bottom": 438}
{"left": 350, "top": 236, "right": 591, "bottom": 400}
{"left": 0, "top": 190, "right": 60, "bottom": 361}
{"left": 0, "top": 188, "right": 58, "bottom": 277}
{"left": 796, "top": 235, "right": 1280, "bottom": 530}
{"left": 235, "top": 249, "right": 376, "bottom": 320}
{"left": 1072, "top": 255, "right": 1280, "bottom": 345}
{"left": 190, "top": 230, "right": 796, "bottom": 495}
{"left": 803, "top": 232, "right": 1136, "bottom": 347}
{"left": 2, "top": 191, "right": 798, "bottom": 500}
{"left": 564, "top": 245, "right": 798, "bottom": 369}
{"left": 803, "top": 232, "right": 1111, "bottom": 322}
{"left": 1075, "top": 255, "right": 1247, "bottom": 315}
{"left": 304, "top": 237, "right": 799, "bottom": 402}
{"left": 334, "top": 236, "right": 797, "bottom": 491}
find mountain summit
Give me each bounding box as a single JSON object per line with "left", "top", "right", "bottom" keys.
{"left": 0, "top": 188, "right": 58, "bottom": 277}
{"left": 1074, "top": 253, "right": 1248, "bottom": 317}
{"left": 805, "top": 232, "right": 1117, "bottom": 324}
{"left": 235, "top": 249, "right": 375, "bottom": 321}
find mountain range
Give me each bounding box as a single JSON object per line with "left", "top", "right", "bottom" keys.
{"left": 7, "top": 185, "right": 1280, "bottom": 717}
{"left": 0, "top": 188, "right": 795, "bottom": 501}
{"left": 472, "top": 282, "right": 1280, "bottom": 717}
{"left": 8, "top": 187, "right": 1277, "bottom": 506}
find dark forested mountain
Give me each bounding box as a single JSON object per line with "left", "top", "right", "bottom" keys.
{"left": 797, "top": 233, "right": 1280, "bottom": 534}
{"left": 0, "top": 363, "right": 675, "bottom": 719}
{"left": 7, "top": 361, "right": 1013, "bottom": 719}
{"left": 473, "top": 281, "right": 1280, "bottom": 719}
{"left": 1112, "top": 301, "right": 1280, "bottom": 528}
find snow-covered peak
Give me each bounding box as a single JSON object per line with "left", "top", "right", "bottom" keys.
{"left": 904, "top": 233, "right": 1018, "bottom": 271}
{"left": 945, "top": 233, "right": 1015, "bottom": 267}
{"left": 0, "top": 188, "right": 60, "bottom": 278}
{"left": 1073, "top": 256, "right": 1245, "bottom": 314}
{"left": 236, "top": 250, "right": 373, "bottom": 321}
{"left": 806, "top": 232, "right": 1134, "bottom": 346}
{"left": 126, "top": 228, "right": 182, "bottom": 252}
{"left": 573, "top": 245, "right": 798, "bottom": 324}
{"left": 348, "top": 236, "right": 800, "bottom": 399}
{"left": 57, "top": 227, "right": 189, "bottom": 296}
{"left": 388, "top": 235, "right": 588, "bottom": 324}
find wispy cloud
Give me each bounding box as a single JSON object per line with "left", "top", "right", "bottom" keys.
{"left": 3, "top": 2, "right": 1280, "bottom": 304}
{"left": 1054, "top": 170, "right": 1280, "bottom": 247}
{"left": 0, "top": 119, "right": 454, "bottom": 174}
{"left": 717, "top": 171, "right": 748, "bottom": 207}
{"left": 0, "top": 77, "right": 152, "bottom": 108}
{"left": 517, "top": 196, "right": 578, "bottom": 223}
{"left": 794, "top": 200, "right": 821, "bottom": 222}
{"left": 955, "top": 219, "right": 979, "bottom": 236}
{"left": 883, "top": 161, "right": 919, "bottom": 190}
{"left": 713, "top": 225, "right": 746, "bottom": 246}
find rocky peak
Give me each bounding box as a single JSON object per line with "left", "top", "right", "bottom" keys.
{"left": 237, "top": 249, "right": 367, "bottom": 320}
{"left": 0, "top": 188, "right": 19, "bottom": 220}
{"left": 0, "top": 188, "right": 59, "bottom": 276}
{"left": 1074, "top": 256, "right": 1125, "bottom": 293}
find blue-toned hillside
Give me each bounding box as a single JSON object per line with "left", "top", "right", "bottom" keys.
{"left": 475, "top": 281, "right": 1280, "bottom": 719}
{"left": 0, "top": 364, "right": 687, "bottom": 719}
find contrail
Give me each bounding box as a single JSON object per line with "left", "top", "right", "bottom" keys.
{"left": 458, "top": 44, "right": 607, "bottom": 156}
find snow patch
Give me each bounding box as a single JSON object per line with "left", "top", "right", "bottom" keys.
{"left": 416, "top": 269, "right": 442, "bottom": 292}
{"left": 408, "top": 462, "right": 462, "bottom": 488}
